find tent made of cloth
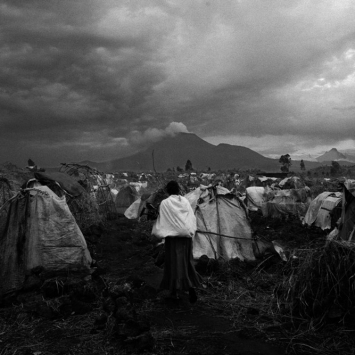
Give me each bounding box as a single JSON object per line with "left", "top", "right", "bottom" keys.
{"left": 34, "top": 171, "right": 86, "bottom": 197}
{"left": 0, "top": 185, "right": 92, "bottom": 296}
{"left": 185, "top": 186, "right": 255, "bottom": 261}
{"left": 245, "top": 186, "right": 267, "bottom": 211}
{"left": 278, "top": 176, "right": 305, "bottom": 189}
{"left": 303, "top": 191, "right": 342, "bottom": 230}
{"left": 115, "top": 185, "right": 139, "bottom": 214}
{"left": 261, "top": 187, "right": 312, "bottom": 218}
{"left": 339, "top": 183, "right": 355, "bottom": 241}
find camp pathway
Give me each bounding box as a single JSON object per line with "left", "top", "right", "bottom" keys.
{"left": 98, "top": 216, "right": 285, "bottom": 355}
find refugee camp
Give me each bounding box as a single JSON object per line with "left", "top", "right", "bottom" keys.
{"left": 2, "top": 2, "right": 355, "bottom": 355}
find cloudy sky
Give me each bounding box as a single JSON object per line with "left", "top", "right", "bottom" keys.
{"left": 1, "top": 0, "right": 355, "bottom": 167}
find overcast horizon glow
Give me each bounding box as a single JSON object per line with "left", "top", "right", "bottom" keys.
{"left": 1, "top": 0, "right": 355, "bottom": 167}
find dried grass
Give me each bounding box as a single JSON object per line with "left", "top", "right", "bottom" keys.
{"left": 277, "top": 240, "right": 355, "bottom": 324}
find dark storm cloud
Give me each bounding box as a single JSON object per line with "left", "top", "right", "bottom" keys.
{"left": 1, "top": 0, "right": 355, "bottom": 166}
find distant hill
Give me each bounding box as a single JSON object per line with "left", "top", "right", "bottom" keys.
{"left": 71, "top": 133, "right": 355, "bottom": 173}
{"left": 79, "top": 133, "right": 297, "bottom": 172}
{"left": 317, "top": 148, "right": 346, "bottom": 162}
{"left": 316, "top": 148, "right": 355, "bottom": 163}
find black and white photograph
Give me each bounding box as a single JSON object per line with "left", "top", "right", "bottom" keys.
{"left": 1, "top": 1, "right": 355, "bottom": 354}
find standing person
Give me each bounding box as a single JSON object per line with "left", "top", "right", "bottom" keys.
{"left": 152, "top": 180, "right": 201, "bottom": 303}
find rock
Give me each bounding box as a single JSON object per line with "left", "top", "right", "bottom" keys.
{"left": 124, "top": 331, "right": 155, "bottom": 352}
{"left": 195, "top": 255, "right": 219, "bottom": 274}
{"left": 41, "top": 278, "right": 69, "bottom": 298}
{"left": 114, "top": 308, "right": 132, "bottom": 323}
{"left": 133, "top": 285, "right": 157, "bottom": 301}
{"left": 125, "top": 276, "right": 145, "bottom": 289}
{"left": 122, "top": 319, "right": 150, "bottom": 337}
{"left": 94, "top": 313, "right": 108, "bottom": 327}
{"left": 22, "top": 274, "right": 42, "bottom": 291}
{"left": 31, "top": 266, "right": 45, "bottom": 275}
{"left": 90, "top": 224, "right": 103, "bottom": 237}
{"left": 116, "top": 296, "right": 129, "bottom": 308}
{"left": 109, "top": 284, "right": 126, "bottom": 299}
{"left": 102, "top": 297, "right": 116, "bottom": 314}
{"left": 246, "top": 307, "right": 259, "bottom": 316}
{"left": 71, "top": 297, "right": 93, "bottom": 315}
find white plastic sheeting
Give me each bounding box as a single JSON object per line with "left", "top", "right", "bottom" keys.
{"left": 0, "top": 186, "right": 92, "bottom": 296}
{"left": 186, "top": 186, "right": 255, "bottom": 261}
{"left": 27, "top": 186, "right": 92, "bottom": 271}
{"left": 303, "top": 192, "right": 342, "bottom": 230}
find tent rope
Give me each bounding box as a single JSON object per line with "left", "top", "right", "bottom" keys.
{"left": 195, "top": 229, "right": 255, "bottom": 241}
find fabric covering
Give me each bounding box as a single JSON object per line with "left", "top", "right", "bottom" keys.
{"left": 115, "top": 186, "right": 139, "bottom": 214}
{"left": 262, "top": 201, "right": 309, "bottom": 219}
{"left": 152, "top": 195, "right": 196, "bottom": 238}
{"left": 160, "top": 237, "right": 201, "bottom": 292}
{"left": 124, "top": 197, "right": 142, "bottom": 219}
{"left": 303, "top": 192, "right": 342, "bottom": 230}
{"left": 186, "top": 186, "right": 255, "bottom": 261}
{"left": 34, "top": 171, "right": 86, "bottom": 197}
{"left": 0, "top": 186, "right": 92, "bottom": 296}
{"left": 261, "top": 187, "right": 311, "bottom": 218}
{"left": 339, "top": 186, "right": 355, "bottom": 241}
{"left": 245, "top": 186, "right": 266, "bottom": 211}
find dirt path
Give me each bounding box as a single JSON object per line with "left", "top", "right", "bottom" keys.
{"left": 97, "top": 217, "right": 286, "bottom": 355}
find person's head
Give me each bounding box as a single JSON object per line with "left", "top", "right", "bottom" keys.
{"left": 166, "top": 180, "right": 180, "bottom": 195}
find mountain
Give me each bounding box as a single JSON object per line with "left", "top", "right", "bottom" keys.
{"left": 317, "top": 148, "right": 355, "bottom": 163}
{"left": 84, "top": 133, "right": 284, "bottom": 172}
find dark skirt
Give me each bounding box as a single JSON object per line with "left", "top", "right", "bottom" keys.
{"left": 160, "top": 237, "right": 202, "bottom": 292}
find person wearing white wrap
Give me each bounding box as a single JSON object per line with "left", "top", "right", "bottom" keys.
{"left": 152, "top": 181, "right": 201, "bottom": 302}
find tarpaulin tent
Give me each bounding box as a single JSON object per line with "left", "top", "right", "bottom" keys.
{"left": 261, "top": 187, "right": 312, "bottom": 219}
{"left": 0, "top": 185, "right": 92, "bottom": 296}
{"left": 339, "top": 182, "right": 355, "bottom": 241}
{"left": 115, "top": 185, "right": 139, "bottom": 214}
{"left": 185, "top": 186, "right": 255, "bottom": 261}
{"left": 245, "top": 186, "right": 268, "bottom": 211}
{"left": 303, "top": 192, "right": 342, "bottom": 230}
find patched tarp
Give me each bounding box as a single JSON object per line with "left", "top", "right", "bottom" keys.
{"left": 0, "top": 186, "right": 92, "bottom": 296}
{"left": 261, "top": 187, "right": 312, "bottom": 218}
{"left": 339, "top": 186, "right": 355, "bottom": 241}
{"left": 261, "top": 201, "right": 309, "bottom": 219}
{"left": 34, "top": 171, "right": 86, "bottom": 197}
{"left": 303, "top": 192, "right": 342, "bottom": 230}
{"left": 185, "top": 186, "right": 255, "bottom": 261}
{"left": 245, "top": 186, "right": 266, "bottom": 211}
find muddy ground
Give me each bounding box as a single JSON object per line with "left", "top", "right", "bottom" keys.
{"left": 1, "top": 213, "right": 354, "bottom": 355}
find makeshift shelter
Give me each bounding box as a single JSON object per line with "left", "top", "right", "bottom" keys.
{"left": 339, "top": 182, "right": 355, "bottom": 241}
{"left": 261, "top": 187, "right": 312, "bottom": 218}
{"left": 245, "top": 186, "right": 268, "bottom": 211}
{"left": 59, "top": 163, "right": 117, "bottom": 221}
{"left": 0, "top": 185, "right": 92, "bottom": 296}
{"left": 34, "top": 171, "right": 102, "bottom": 232}
{"left": 115, "top": 185, "right": 139, "bottom": 214}
{"left": 303, "top": 192, "right": 342, "bottom": 230}
{"left": 0, "top": 177, "right": 13, "bottom": 209}
{"left": 278, "top": 176, "right": 305, "bottom": 189}
{"left": 185, "top": 186, "right": 255, "bottom": 261}
{"left": 124, "top": 189, "right": 168, "bottom": 220}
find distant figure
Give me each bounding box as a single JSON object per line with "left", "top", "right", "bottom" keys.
{"left": 152, "top": 180, "right": 201, "bottom": 302}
